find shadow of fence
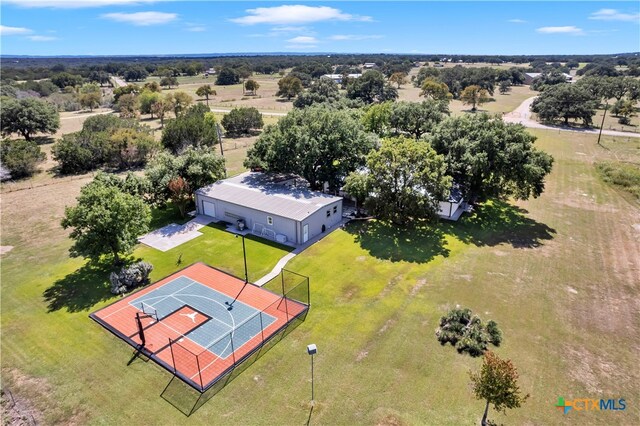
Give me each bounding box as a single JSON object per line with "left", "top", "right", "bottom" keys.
{"left": 160, "top": 309, "right": 308, "bottom": 416}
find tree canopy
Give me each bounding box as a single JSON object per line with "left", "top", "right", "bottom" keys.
{"left": 430, "top": 114, "right": 554, "bottom": 200}
{"left": 389, "top": 100, "right": 449, "bottom": 139}
{"left": 460, "top": 85, "right": 491, "bottom": 112}
{"left": 221, "top": 107, "right": 263, "bottom": 137}
{"left": 0, "top": 97, "right": 60, "bottom": 141}
{"left": 294, "top": 78, "right": 341, "bottom": 108}
{"left": 346, "top": 70, "right": 398, "bottom": 104}
{"left": 145, "top": 147, "right": 226, "bottom": 206}
{"left": 276, "top": 75, "right": 303, "bottom": 100}
{"left": 530, "top": 84, "right": 599, "bottom": 126}
{"left": 196, "top": 84, "right": 216, "bottom": 105}
{"left": 470, "top": 351, "right": 529, "bottom": 426}
{"left": 0, "top": 139, "right": 46, "bottom": 179}
{"left": 420, "top": 78, "right": 452, "bottom": 101}
{"left": 61, "top": 178, "right": 150, "bottom": 264}
{"left": 245, "top": 105, "right": 377, "bottom": 191}
{"left": 161, "top": 104, "right": 219, "bottom": 154}
{"left": 364, "top": 136, "right": 452, "bottom": 224}
{"left": 216, "top": 68, "right": 240, "bottom": 85}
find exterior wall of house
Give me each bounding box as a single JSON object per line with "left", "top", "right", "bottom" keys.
{"left": 298, "top": 199, "right": 343, "bottom": 243}
{"left": 438, "top": 200, "right": 464, "bottom": 220}
{"left": 195, "top": 194, "right": 298, "bottom": 243}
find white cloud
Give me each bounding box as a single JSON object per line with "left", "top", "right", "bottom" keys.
{"left": 271, "top": 26, "right": 307, "bottom": 33}
{"left": 0, "top": 25, "right": 33, "bottom": 35}
{"left": 286, "top": 44, "right": 317, "bottom": 50}
{"left": 287, "top": 36, "right": 318, "bottom": 44}
{"left": 508, "top": 19, "right": 526, "bottom": 24}
{"left": 4, "top": 0, "right": 158, "bottom": 8}
{"left": 27, "top": 35, "right": 58, "bottom": 41}
{"left": 329, "top": 34, "right": 383, "bottom": 41}
{"left": 231, "top": 5, "right": 371, "bottom": 25}
{"left": 536, "top": 26, "right": 585, "bottom": 35}
{"left": 102, "top": 11, "right": 177, "bottom": 26}
{"left": 589, "top": 9, "right": 640, "bottom": 22}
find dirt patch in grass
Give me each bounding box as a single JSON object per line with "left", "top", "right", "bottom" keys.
{"left": 374, "top": 408, "right": 407, "bottom": 426}
{"left": 562, "top": 345, "right": 629, "bottom": 394}
{"left": 1, "top": 368, "right": 87, "bottom": 425}
{"left": 410, "top": 278, "right": 427, "bottom": 296}
{"left": 378, "top": 274, "right": 404, "bottom": 298}
{"left": 553, "top": 190, "right": 620, "bottom": 213}
{"left": 0, "top": 246, "right": 14, "bottom": 255}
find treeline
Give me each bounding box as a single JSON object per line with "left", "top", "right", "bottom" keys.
{"left": 3, "top": 52, "right": 639, "bottom": 81}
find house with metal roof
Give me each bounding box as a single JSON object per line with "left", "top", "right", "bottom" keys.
{"left": 195, "top": 172, "right": 343, "bottom": 245}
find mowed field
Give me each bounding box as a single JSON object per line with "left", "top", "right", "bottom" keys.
{"left": 2, "top": 115, "right": 639, "bottom": 425}
{"left": 144, "top": 73, "right": 292, "bottom": 113}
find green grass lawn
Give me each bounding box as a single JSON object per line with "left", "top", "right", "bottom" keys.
{"left": 2, "top": 128, "right": 639, "bottom": 424}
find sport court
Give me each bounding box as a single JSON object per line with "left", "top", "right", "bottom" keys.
{"left": 91, "top": 263, "right": 309, "bottom": 391}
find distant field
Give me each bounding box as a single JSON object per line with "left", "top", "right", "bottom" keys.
{"left": 143, "top": 73, "right": 292, "bottom": 113}
{"left": 398, "top": 83, "right": 537, "bottom": 117}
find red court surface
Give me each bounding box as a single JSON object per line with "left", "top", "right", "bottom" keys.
{"left": 91, "top": 262, "right": 309, "bottom": 391}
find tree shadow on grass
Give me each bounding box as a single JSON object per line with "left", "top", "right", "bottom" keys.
{"left": 43, "top": 260, "right": 116, "bottom": 313}
{"left": 345, "top": 200, "right": 556, "bottom": 263}
{"left": 442, "top": 200, "right": 556, "bottom": 249}
{"left": 344, "top": 220, "right": 450, "bottom": 263}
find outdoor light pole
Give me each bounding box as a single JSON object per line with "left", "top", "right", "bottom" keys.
{"left": 226, "top": 234, "right": 249, "bottom": 310}
{"left": 236, "top": 233, "right": 248, "bottom": 284}
{"left": 307, "top": 344, "right": 317, "bottom": 405}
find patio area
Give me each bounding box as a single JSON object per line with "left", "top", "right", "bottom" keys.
{"left": 138, "top": 215, "right": 215, "bottom": 252}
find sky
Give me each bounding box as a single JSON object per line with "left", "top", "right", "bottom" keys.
{"left": 0, "top": 1, "right": 638, "bottom": 56}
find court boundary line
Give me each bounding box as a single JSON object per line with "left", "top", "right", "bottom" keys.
{"left": 89, "top": 262, "right": 310, "bottom": 393}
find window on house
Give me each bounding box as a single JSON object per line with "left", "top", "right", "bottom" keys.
{"left": 333, "top": 206, "right": 338, "bottom": 214}
{"left": 267, "top": 216, "right": 273, "bottom": 226}
{"left": 326, "top": 210, "right": 331, "bottom": 217}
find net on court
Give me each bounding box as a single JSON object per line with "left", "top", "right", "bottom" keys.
{"left": 91, "top": 262, "right": 310, "bottom": 392}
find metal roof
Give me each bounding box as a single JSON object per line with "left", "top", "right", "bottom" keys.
{"left": 196, "top": 172, "right": 342, "bottom": 222}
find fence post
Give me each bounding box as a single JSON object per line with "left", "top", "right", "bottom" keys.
{"left": 195, "top": 352, "right": 204, "bottom": 392}
{"left": 259, "top": 312, "right": 265, "bottom": 345}
{"left": 229, "top": 331, "right": 236, "bottom": 365}
{"left": 280, "top": 271, "right": 289, "bottom": 321}
{"left": 168, "top": 338, "right": 177, "bottom": 374}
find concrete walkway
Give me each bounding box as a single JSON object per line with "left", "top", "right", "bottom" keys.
{"left": 503, "top": 96, "right": 640, "bottom": 138}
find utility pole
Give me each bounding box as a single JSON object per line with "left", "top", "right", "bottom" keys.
{"left": 597, "top": 102, "right": 608, "bottom": 146}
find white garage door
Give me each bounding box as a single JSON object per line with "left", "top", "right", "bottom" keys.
{"left": 202, "top": 201, "right": 216, "bottom": 217}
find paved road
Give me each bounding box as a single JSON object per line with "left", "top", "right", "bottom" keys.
{"left": 503, "top": 96, "right": 640, "bottom": 138}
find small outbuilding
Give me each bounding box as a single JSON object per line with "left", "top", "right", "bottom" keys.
{"left": 195, "top": 172, "right": 343, "bottom": 245}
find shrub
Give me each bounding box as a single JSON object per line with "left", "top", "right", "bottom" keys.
{"left": 0, "top": 139, "right": 46, "bottom": 178}
{"left": 435, "top": 307, "right": 502, "bottom": 357}
{"left": 596, "top": 161, "right": 640, "bottom": 199}
{"left": 109, "top": 261, "right": 153, "bottom": 294}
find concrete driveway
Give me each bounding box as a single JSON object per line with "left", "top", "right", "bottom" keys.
{"left": 138, "top": 215, "right": 214, "bottom": 252}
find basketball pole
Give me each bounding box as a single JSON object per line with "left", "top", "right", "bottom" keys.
{"left": 226, "top": 234, "right": 249, "bottom": 310}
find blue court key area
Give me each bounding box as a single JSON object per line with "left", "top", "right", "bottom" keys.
{"left": 128, "top": 276, "right": 276, "bottom": 358}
